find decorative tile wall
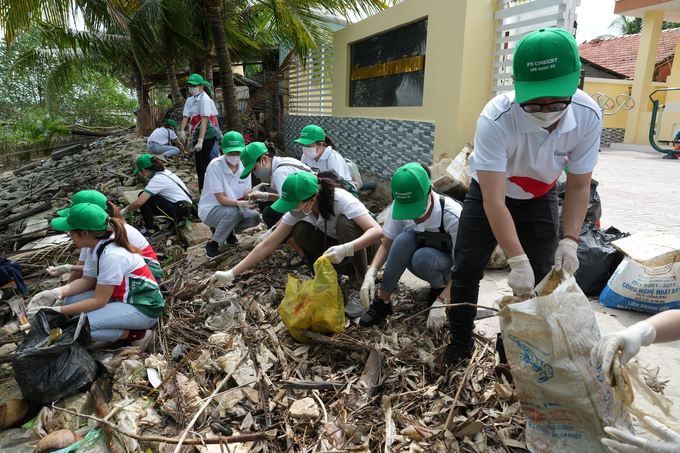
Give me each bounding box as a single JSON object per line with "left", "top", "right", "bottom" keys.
{"left": 600, "top": 127, "right": 625, "bottom": 147}
{"left": 283, "top": 115, "right": 435, "bottom": 178}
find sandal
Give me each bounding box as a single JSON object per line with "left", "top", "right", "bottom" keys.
{"left": 282, "top": 252, "right": 306, "bottom": 270}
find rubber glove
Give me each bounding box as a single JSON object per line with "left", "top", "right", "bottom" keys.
{"left": 251, "top": 183, "right": 268, "bottom": 192}
{"left": 193, "top": 138, "right": 204, "bottom": 152}
{"left": 360, "top": 267, "right": 378, "bottom": 309}
{"left": 323, "top": 243, "right": 354, "bottom": 264}
{"left": 254, "top": 228, "right": 273, "bottom": 246}
{"left": 178, "top": 130, "right": 186, "bottom": 143}
{"left": 507, "top": 254, "right": 534, "bottom": 297}
{"left": 46, "top": 264, "right": 72, "bottom": 276}
{"left": 120, "top": 207, "right": 128, "bottom": 216}
{"left": 237, "top": 200, "right": 257, "bottom": 210}
{"left": 427, "top": 300, "right": 447, "bottom": 332}
{"left": 248, "top": 191, "right": 270, "bottom": 202}
{"left": 591, "top": 321, "right": 656, "bottom": 379}
{"left": 210, "top": 270, "right": 234, "bottom": 287}
{"left": 27, "top": 288, "right": 63, "bottom": 316}
{"left": 554, "top": 238, "right": 579, "bottom": 274}
{"left": 603, "top": 416, "right": 680, "bottom": 453}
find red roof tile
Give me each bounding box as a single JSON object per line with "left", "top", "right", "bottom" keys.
{"left": 578, "top": 28, "right": 677, "bottom": 80}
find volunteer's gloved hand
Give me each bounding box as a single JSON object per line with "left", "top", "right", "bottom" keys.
{"left": 323, "top": 243, "right": 354, "bottom": 264}
{"left": 210, "top": 270, "right": 234, "bottom": 287}
{"left": 248, "top": 191, "right": 270, "bottom": 202}
{"left": 591, "top": 321, "right": 656, "bottom": 378}
{"left": 254, "top": 228, "right": 273, "bottom": 246}
{"left": 603, "top": 416, "right": 680, "bottom": 453}
{"left": 178, "top": 130, "right": 186, "bottom": 143}
{"left": 360, "top": 267, "right": 378, "bottom": 309}
{"left": 27, "top": 288, "right": 63, "bottom": 317}
{"left": 237, "top": 200, "right": 257, "bottom": 210}
{"left": 427, "top": 300, "right": 447, "bottom": 332}
{"left": 46, "top": 264, "right": 72, "bottom": 276}
{"left": 193, "top": 138, "right": 204, "bottom": 152}
{"left": 554, "top": 238, "right": 579, "bottom": 274}
{"left": 251, "top": 183, "right": 268, "bottom": 192}
{"left": 507, "top": 254, "right": 535, "bottom": 297}
{"left": 120, "top": 207, "right": 129, "bottom": 216}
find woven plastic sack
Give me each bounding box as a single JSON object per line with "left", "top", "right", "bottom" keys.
{"left": 278, "top": 256, "right": 345, "bottom": 342}
{"left": 496, "top": 268, "right": 634, "bottom": 453}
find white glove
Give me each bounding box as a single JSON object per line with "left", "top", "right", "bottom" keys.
{"left": 555, "top": 238, "right": 579, "bottom": 274}
{"left": 193, "top": 138, "right": 204, "bottom": 152}
{"left": 255, "top": 228, "right": 273, "bottom": 246}
{"left": 27, "top": 288, "right": 63, "bottom": 317}
{"left": 251, "top": 183, "right": 268, "bottom": 192}
{"left": 426, "top": 300, "right": 447, "bottom": 332}
{"left": 323, "top": 243, "right": 354, "bottom": 264}
{"left": 507, "top": 254, "right": 535, "bottom": 297}
{"left": 360, "top": 267, "right": 378, "bottom": 309}
{"left": 46, "top": 264, "right": 73, "bottom": 276}
{"left": 248, "top": 191, "right": 270, "bottom": 202}
{"left": 237, "top": 200, "right": 257, "bottom": 210}
{"left": 178, "top": 130, "right": 186, "bottom": 143}
{"left": 603, "top": 416, "right": 680, "bottom": 453}
{"left": 591, "top": 321, "right": 656, "bottom": 379}
{"left": 120, "top": 207, "right": 128, "bottom": 216}
{"left": 210, "top": 270, "right": 234, "bottom": 287}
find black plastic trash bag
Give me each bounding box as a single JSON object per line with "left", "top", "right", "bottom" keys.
{"left": 12, "top": 310, "right": 99, "bottom": 404}
{"left": 556, "top": 179, "right": 602, "bottom": 237}
{"left": 574, "top": 222, "right": 629, "bottom": 296}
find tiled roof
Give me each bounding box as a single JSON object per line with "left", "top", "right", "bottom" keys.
{"left": 578, "top": 28, "right": 677, "bottom": 80}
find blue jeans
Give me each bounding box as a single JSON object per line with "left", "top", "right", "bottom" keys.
{"left": 203, "top": 205, "right": 261, "bottom": 244}
{"left": 381, "top": 230, "right": 454, "bottom": 294}
{"left": 63, "top": 289, "right": 159, "bottom": 342}
{"left": 148, "top": 142, "right": 180, "bottom": 157}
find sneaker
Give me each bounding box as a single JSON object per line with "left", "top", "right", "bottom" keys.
{"left": 344, "top": 290, "right": 366, "bottom": 318}
{"left": 440, "top": 338, "right": 476, "bottom": 368}
{"left": 131, "top": 329, "right": 154, "bottom": 353}
{"left": 206, "top": 240, "right": 220, "bottom": 258}
{"left": 226, "top": 231, "right": 238, "bottom": 245}
{"left": 359, "top": 299, "right": 393, "bottom": 327}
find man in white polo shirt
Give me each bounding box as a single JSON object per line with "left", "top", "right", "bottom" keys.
{"left": 438, "top": 28, "right": 603, "bottom": 367}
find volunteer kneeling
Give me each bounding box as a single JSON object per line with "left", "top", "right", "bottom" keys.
{"left": 29, "top": 203, "right": 164, "bottom": 348}
{"left": 123, "top": 155, "right": 193, "bottom": 235}
{"left": 199, "top": 131, "right": 261, "bottom": 258}
{"left": 47, "top": 190, "right": 162, "bottom": 282}
{"left": 210, "top": 172, "right": 382, "bottom": 317}
{"left": 360, "top": 163, "right": 461, "bottom": 330}
{"left": 147, "top": 119, "right": 185, "bottom": 159}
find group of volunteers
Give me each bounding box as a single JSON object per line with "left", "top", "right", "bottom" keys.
{"left": 24, "top": 28, "right": 680, "bottom": 451}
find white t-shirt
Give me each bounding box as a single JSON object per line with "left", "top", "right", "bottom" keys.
{"left": 198, "top": 156, "right": 252, "bottom": 220}
{"left": 78, "top": 224, "right": 151, "bottom": 262}
{"left": 301, "top": 147, "right": 353, "bottom": 185}
{"left": 270, "top": 157, "right": 313, "bottom": 195}
{"left": 183, "top": 92, "right": 216, "bottom": 137}
{"left": 144, "top": 170, "right": 192, "bottom": 204}
{"left": 281, "top": 189, "right": 368, "bottom": 239}
{"left": 83, "top": 239, "right": 146, "bottom": 283}
{"left": 470, "top": 89, "right": 602, "bottom": 200}
{"left": 382, "top": 193, "right": 462, "bottom": 256}
{"left": 147, "top": 127, "right": 177, "bottom": 145}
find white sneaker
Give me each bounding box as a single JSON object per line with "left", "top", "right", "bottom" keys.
{"left": 131, "top": 329, "right": 154, "bottom": 353}
{"left": 345, "top": 290, "right": 366, "bottom": 318}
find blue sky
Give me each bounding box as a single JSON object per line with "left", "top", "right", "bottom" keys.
{"left": 575, "top": 0, "right": 619, "bottom": 43}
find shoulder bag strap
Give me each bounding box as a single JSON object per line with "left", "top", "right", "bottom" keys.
{"left": 156, "top": 172, "right": 193, "bottom": 202}
{"left": 438, "top": 195, "right": 447, "bottom": 234}
{"left": 96, "top": 239, "right": 114, "bottom": 276}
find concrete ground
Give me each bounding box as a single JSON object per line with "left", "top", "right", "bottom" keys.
{"left": 399, "top": 147, "right": 680, "bottom": 436}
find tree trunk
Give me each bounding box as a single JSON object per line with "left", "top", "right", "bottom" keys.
{"left": 207, "top": 4, "right": 242, "bottom": 133}
{"left": 165, "top": 57, "right": 184, "bottom": 105}
{"left": 204, "top": 52, "right": 214, "bottom": 94}
{"left": 131, "top": 62, "right": 145, "bottom": 133}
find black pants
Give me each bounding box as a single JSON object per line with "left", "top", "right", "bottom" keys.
{"left": 140, "top": 193, "right": 191, "bottom": 229}
{"left": 448, "top": 179, "right": 559, "bottom": 340}
{"left": 194, "top": 136, "right": 216, "bottom": 192}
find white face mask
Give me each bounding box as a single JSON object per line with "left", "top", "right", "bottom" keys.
{"left": 189, "top": 86, "right": 200, "bottom": 96}
{"left": 524, "top": 109, "right": 567, "bottom": 128}
{"left": 226, "top": 155, "right": 241, "bottom": 166}
{"left": 290, "top": 200, "right": 312, "bottom": 220}
{"left": 302, "top": 146, "right": 318, "bottom": 159}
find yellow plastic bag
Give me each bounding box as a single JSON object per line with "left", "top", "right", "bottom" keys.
{"left": 278, "top": 256, "right": 345, "bottom": 342}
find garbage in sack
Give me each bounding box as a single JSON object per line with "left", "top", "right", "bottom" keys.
{"left": 431, "top": 144, "right": 473, "bottom": 201}
{"left": 496, "top": 268, "right": 634, "bottom": 453}
{"left": 600, "top": 256, "right": 680, "bottom": 313}
{"left": 12, "top": 310, "right": 99, "bottom": 404}
{"left": 200, "top": 287, "right": 246, "bottom": 331}
{"left": 574, "top": 222, "right": 629, "bottom": 296}
{"left": 279, "top": 256, "right": 345, "bottom": 342}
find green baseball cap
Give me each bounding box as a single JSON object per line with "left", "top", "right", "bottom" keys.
{"left": 133, "top": 154, "right": 155, "bottom": 175}
{"left": 165, "top": 119, "right": 178, "bottom": 130}
{"left": 185, "top": 73, "right": 205, "bottom": 86}
{"left": 202, "top": 80, "right": 212, "bottom": 95}
{"left": 57, "top": 190, "right": 107, "bottom": 217}
{"left": 52, "top": 203, "right": 109, "bottom": 232}
{"left": 293, "top": 125, "right": 325, "bottom": 145}
{"left": 512, "top": 28, "right": 581, "bottom": 104}
{"left": 239, "top": 142, "right": 268, "bottom": 180}
{"left": 223, "top": 131, "right": 245, "bottom": 153}
{"left": 271, "top": 172, "right": 319, "bottom": 213}
{"left": 390, "top": 163, "right": 431, "bottom": 220}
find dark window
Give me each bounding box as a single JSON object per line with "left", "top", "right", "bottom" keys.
{"left": 349, "top": 18, "right": 428, "bottom": 107}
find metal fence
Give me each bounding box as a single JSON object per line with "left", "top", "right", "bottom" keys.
{"left": 285, "top": 43, "right": 333, "bottom": 116}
